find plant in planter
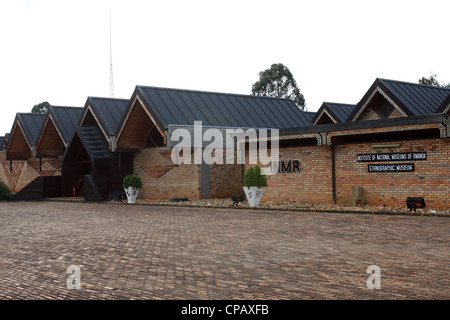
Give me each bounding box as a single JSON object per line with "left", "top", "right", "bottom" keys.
{"left": 243, "top": 165, "right": 268, "bottom": 207}
{"left": 122, "top": 174, "right": 143, "bottom": 204}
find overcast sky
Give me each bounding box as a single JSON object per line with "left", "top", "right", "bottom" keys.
{"left": 0, "top": 0, "right": 449, "bottom": 134}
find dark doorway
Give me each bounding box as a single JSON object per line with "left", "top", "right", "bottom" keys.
{"left": 62, "top": 126, "right": 134, "bottom": 200}
{"left": 62, "top": 133, "right": 92, "bottom": 197}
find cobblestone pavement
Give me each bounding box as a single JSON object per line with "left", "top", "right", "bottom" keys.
{"left": 0, "top": 201, "right": 448, "bottom": 300}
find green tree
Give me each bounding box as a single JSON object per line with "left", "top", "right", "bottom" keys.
{"left": 418, "top": 73, "right": 450, "bottom": 88}
{"left": 31, "top": 101, "right": 50, "bottom": 114}
{"left": 252, "top": 63, "right": 306, "bottom": 110}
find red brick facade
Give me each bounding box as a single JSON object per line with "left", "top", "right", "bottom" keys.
{"left": 133, "top": 147, "right": 243, "bottom": 200}
{"left": 334, "top": 137, "right": 449, "bottom": 208}
{"left": 252, "top": 137, "right": 449, "bottom": 208}
{"left": 253, "top": 145, "right": 333, "bottom": 204}
{"left": 209, "top": 163, "right": 243, "bottom": 198}
{"left": 133, "top": 147, "right": 202, "bottom": 200}
{"left": 2, "top": 138, "right": 448, "bottom": 209}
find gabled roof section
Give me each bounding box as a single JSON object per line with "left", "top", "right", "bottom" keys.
{"left": 312, "top": 102, "right": 356, "bottom": 125}
{"left": 15, "top": 113, "right": 47, "bottom": 147}
{"left": 82, "top": 97, "right": 130, "bottom": 137}
{"left": 63, "top": 126, "right": 113, "bottom": 162}
{"left": 349, "top": 78, "right": 450, "bottom": 121}
{"left": 49, "top": 106, "right": 83, "bottom": 143}
{"left": 133, "top": 85, "right": 313, "bottom": 130}
{"left": 6, "top": 113, "right": 46, "bottom": 159}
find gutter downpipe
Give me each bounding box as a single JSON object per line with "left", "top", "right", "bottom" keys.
{"left": 327, "top": 133, "right": 337, "bottom": 204}
{"left": 331, "top": 144, "right": 336, "bottom": 204}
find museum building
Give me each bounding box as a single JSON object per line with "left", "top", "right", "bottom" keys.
{"left": 0, "top": 78, "right": 449, "bottom": 208}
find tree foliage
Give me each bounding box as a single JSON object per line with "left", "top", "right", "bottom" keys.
{"left": 31, "top": 101, "right": 50, "bottom": 114}
{"left": 252, "top": 63, "right": 306, "bottom": 109}
{"left": 418, "top": 73, "right": 450, "bottom": 88}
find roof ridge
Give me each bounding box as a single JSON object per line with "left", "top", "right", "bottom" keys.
{"left": 17, "top": 112, "right": 46, "bottom": 116}
{"left": 323, "top": 102, "right": 356, "bottom": 107}
{"left": 50, "top": 105, "right": 83, "bottom": 109}
{"left": 136, "top": 85, "right": 295, "bottom": 102}
{"left": 16, "top": 113, "right": 47, "bottom": 125}
{"left": 88, "top": 96, "right": 130, "bottom": 101}
{"left": 378, "top": 78, "right": 450, "bottom": 91}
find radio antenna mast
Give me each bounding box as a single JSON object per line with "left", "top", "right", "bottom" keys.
{"left": 109, "top": 6, "right": 114, "bottom": 98}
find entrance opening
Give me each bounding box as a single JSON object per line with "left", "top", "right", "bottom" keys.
{"left": 62, "top": 133, "right": 92, "bottom": 197}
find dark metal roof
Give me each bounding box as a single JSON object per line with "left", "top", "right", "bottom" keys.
{"left": 280, "top": 113, "right": 448, "bottom": 136}
{"left": 74, "top": 126, "right": 113, "bottom": 160}
{"left": 304, "top": 111, "right": 317, "bottom": 122}
{"left": 0, "top": 136, "right": 4, "bottom": 150}
{"left": 312, "top": 103, "right": 356, "bottom": 124}
{"left": 16, "top": 113, "right": 47, "bottom": 147}
{"left": 135, "top": 86, "right": 313, "bottom": 131}
{"left": 349, "top": 78, "right": 450, "bottom": 121}
{"left": 87, "top": 97, "right": 130, "bottom": 136}
{"left": 49, "top": 106, "right": 84, "bottom": 142}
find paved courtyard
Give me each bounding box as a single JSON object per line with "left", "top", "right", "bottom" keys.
{"left": 0, "top": 201, "right": 448, "bottom": 300}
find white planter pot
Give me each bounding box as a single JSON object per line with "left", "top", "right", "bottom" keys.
{"left": 243, "top": 187, "right": 264, "bottom": 207}
{"left": 124, "top": 187, "right": 139, "bottom": 204}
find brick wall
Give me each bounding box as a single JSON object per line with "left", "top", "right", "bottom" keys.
{"left": 133, "top": 147, "right": 202, "bottom": 200}
{"left": 0, "top": 152, "right": 62, "bottom": 192}
{"left": 134, "top": 147, "right": 244, "bottom": 200}
{"left": 247, "top": 145, "right": 334, "bottom": 204}
{"left": 357, "top": 106, "right": 405, "bottom": 121}
{"left": 389, "top": 108, "right": 404, "bottom": 118}
{"left": 210, "top": 163, "right": 243, "bottom": 198}
{"left": 358, "top": 107, "right": 380, "bottom": 121}
{"left": 246, "top": 137, "right": 449, "bottom": 208}
{"left": 335, "top": 138, "right": 450, "bottom": 208}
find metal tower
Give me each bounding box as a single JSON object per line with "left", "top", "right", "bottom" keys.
{"left": 109, "top": 7, "right": 114, "bottom": 98}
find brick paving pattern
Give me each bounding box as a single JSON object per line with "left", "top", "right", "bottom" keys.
{"left": 0, "top": 201, "right": 448, "bottom": 299}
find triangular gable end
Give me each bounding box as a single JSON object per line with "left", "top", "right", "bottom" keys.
{"left": 313, "top": 109, "right": 338, "bottom": 125}
{"left": 79, "top": 98, "right": 130, "bottom": 151}
{"left": 62, "top": 130, "right": 91, "bottom": 164}
{"left": 6, "top": 121, "right": 33, "bottom": 160}
{"left": 79, "top": 105, "right": 109, "bottom": 141}
{"left": 36, "top": 114, "right": 66, "bottom": 157}
{"left": 116, "top": 91, "right": 166, "bottom": 150}
{"left": 350, "top": 79, "right": 409, "bottom": 122}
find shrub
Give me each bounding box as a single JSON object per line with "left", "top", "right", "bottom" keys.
{"left": 243, "top": 165, "right": 268, "bottom": 188}
{"left": 122, "top": 174, "right": 143, "bottom": 190}
{"left": 0, "top": 181, "right": 12, "bottom": 200}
